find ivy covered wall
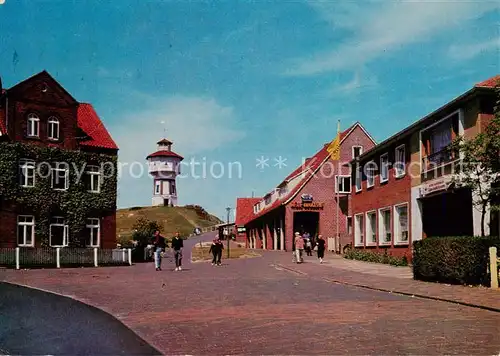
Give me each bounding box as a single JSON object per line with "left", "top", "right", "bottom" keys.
{"left": 0, "top": 142, "right": 117, "bottom": 247}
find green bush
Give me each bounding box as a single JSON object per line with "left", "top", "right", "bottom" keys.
{"left": 344, "top": 248, "right": 408, "bottom": 267}
{"left": 412, "top": 236, "right": 500, "bottom": 286}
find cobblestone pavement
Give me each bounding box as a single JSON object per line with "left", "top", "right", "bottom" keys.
{"left": 1, "top": 233, "right": 499, "bottom": 355}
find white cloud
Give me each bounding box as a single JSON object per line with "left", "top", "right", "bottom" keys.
{"left": 448, "top": 37, "right": 500, "bottom": 61}
{"left": 109, "top": 94, "right": 245, "bottom": 208}
{"left": 286, "top": 1, "right": 499, "bottom": 76}
{"left": 329, "top": 71, "right": 378, "bottom": 95}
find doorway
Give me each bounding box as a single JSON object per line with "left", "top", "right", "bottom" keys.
{"left": 293, "top": 211, "right": 319, "bottom": 243}
{"left": 421, "top": 188, "right": 473, "bottom": 237}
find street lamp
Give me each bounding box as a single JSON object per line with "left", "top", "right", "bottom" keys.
{"left": 226, "top": 207, "right": 231, "bottom": 258}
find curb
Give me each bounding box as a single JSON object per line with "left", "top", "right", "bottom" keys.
{"left": 275, "top": 264, "right": 500, "bottom": 313}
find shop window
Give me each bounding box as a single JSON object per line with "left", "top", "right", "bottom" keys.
{"left": 354, "top": 214, "right": 364, "bottom": 246}
{"left": 366, "top": 211, "right": 377, "bottom": 245}
{"left": 394, "top": 204, "right": 409, "bottom": 244}
{"left": 379, "top": 208, "right": 391, "bottom": 245}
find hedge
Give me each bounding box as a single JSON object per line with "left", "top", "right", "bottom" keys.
{"left": 344, "top": 248, "right": 409, "bottom": 267}
{"left": 412, "top": 236, "right": 500, "bottom": 286}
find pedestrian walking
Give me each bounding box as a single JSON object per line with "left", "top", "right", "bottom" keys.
{"left": 305, "top": 237, "right": 312, "bottom": 256}
{"left": 316, "top": 234, "right": 326, "bottom": 264}
{"left": 153, "top": 231, "right": 167, "bottom": 271}
{"left": 171, "top": 232, "right": 184, "bottom": 271}
{"left": 294, "top": 232, "right": 304, "bottom": 263}
{"left": 209, "top": 237, "right": 224, "bottom": 266}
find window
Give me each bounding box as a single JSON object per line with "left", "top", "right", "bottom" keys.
{"left": 47, "top": 116, "right": 60, "bottom": 140}
{"left": 347, "top": 216, "right": 352, "bottom": 235}
{"left": 52, "top": 163, "right": 69, "bottom": 190}
{"left": 380, "top": 153, "right": 389, "bottom": 183}
{"left": 421, "top": 112, "right": 460, "bottom": 171}
{"left": 366, "top": 161, "right": 376, "bottom": 188}
{"left": 394, "top": 204, "right": 409, "bottom": 244}
{"left": 355, "top": 165, "right": 362, "bottom": 192}
{"left": 336, "top": 176, "right": 351, "bottom": 193}
{"left": 19, "top": 159, "right": 35, "bottom": 187}
{"left": 354, "top": 214, "right": 364, "bottom": 246}
{"left": 17, "top": 215, "right": 35, "bottom": 246}
{"left": 50, "top": 217, "right": 69, "bottom": 247}
{"left": 395, "top": 145, "right": 405, "bottom": 177}
{"left": 84, "top": 165, "right": 100, "bottom": 193}
{"left": 352, "top": 146, "right": 363, "bottom": 159}
{"left": 27, "top": 113, "right": 39, "bottom": 137}
{"left": 155, "top": 180, "right": 161, "bottom": 195}
{"left": 279, "top": 186, "right": 288, "bottom": 197}
{"left": 170, "top": 181, "right": 176, "bottom": 195}
{"left": 366, "top": 211, "right": 377, "bottom": 245}
{"left": 86, "top": 218, "right": 100, "bottom": 247}
{"left": 379, "top": 208, "right": 391, "bottom": 245}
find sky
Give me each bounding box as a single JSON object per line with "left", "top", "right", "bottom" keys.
{"left": 0, "top": 0, "right": 498, "bottom": 221}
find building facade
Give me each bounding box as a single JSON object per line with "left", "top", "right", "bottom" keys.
{"left": 349, "top": 75, "right": 499, "bottom": 259}
{"left": 237, "top": 123, "right": 376, "bottom": 251}
{"left": 147, "top": 138, "right": 183, "bottom": 207}
{"left": 0, "top": 71, "right": 119, "bottom": 249}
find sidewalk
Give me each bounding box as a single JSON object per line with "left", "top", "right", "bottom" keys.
{"left": 270, "top": 252, "right": 500, "bottom": 312}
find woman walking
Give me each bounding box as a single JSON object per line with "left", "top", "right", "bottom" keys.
{"left": 294, "top": 232, "right": 304, "bottom": 263}
{"left": 316, "top": 234, "right": 326, "bottom": 264}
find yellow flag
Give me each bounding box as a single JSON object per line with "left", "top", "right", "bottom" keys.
{"left": 327, "top": 120, "right": 341, "bottom": 160}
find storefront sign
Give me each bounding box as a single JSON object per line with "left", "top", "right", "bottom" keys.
{"left": 237, "top": 226, "right": 246, "bottom": 233}
{"left": 420, "top": 177, "right": 453, "bottom": 197}
{"left": 301, "top": 194, "right": 313, "bottom": 202}
{"left": 291, "top": 202, "right": 324, "bottom": 210}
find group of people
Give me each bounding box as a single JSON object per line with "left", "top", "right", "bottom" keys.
{"left": 293, "top": 232, "right": 326, "bottom": 264}
{"left": 209, "top": 237, "right": 224, "bottom": 266}
{"left": 151, "top": 231, "right": 184, "bottom": 271}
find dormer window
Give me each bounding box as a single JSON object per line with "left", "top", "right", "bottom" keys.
{"left": 48, "top": 116, "right": 60, "bottom": 140}
{"left": 27, "top": 113, "right": 39, "bottom": 137}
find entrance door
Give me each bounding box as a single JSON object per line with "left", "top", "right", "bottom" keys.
{"left": 421, "top": 188, "right": 473, "bottom": 237}
{"left": 163, "top": 198, "right": 170, "bottom": 206}
{"left": 293, "top": 211, "right": 320, "bottom": 245}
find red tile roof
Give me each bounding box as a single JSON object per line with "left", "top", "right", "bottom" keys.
{"left": 146, "top": 150, "right": 184, "bottom": 160}
{"left": 157, "top": 138, "right": 173, "bottom": 145}
{"left": 77, "top": 103, "right": 118, "bottom": 150}
{"left": 475, "top": 75, "right": 500, "bottom": 88}
{"left": 235, "top": 198, "right": 261, "bottom": 226}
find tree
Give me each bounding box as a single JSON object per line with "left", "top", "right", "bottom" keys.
{"left": 450, "top": 88, "right": 500, "bottom": 236}
{"left": 131, "top": 217, "right": 163, "bottom": 246}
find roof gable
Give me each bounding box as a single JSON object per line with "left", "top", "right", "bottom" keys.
{"left": 475, "top": 75, "right": 500, "bottom": 88}
{"left": 7, "top": 70, "right": 78, "bottom": 107}
{"left": 235, "top": 198, "right": 261, "bottom": 226}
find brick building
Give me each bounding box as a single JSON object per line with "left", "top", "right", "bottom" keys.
{"left": 349, "top": 75, "right": 499, "bottom": 260}
{"left": 236, "top": 123, "right": 376, "bottom": 251}
{"left": 0, "top": 71, "right": 119, "bottom": 248}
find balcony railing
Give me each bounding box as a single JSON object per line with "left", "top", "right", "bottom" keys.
{"left": 422, "top": 146, "right": 458, "bottom": 171}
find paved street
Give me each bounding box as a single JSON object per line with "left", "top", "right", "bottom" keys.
{"left": 1, "top": 232, "right": 499, "bottom": 355}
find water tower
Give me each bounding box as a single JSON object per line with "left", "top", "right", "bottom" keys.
{"left": 146, "top": 138, "right": 184, "bottom": 207}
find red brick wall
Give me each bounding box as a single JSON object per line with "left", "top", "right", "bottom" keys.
{"left": 350, "top": 138, "right": 412, "bottom": 260}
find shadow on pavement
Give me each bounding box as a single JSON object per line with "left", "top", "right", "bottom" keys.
{"left": 0, "top": 282, "right": 160, "bottom": 355}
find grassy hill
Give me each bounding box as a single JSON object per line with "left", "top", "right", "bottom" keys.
{"left": 117, "top": 205, "right": 223, "bottom": 243}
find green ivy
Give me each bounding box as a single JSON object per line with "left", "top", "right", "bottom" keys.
{"left": 0, "top": 142, "right": 117, "bottom": 247}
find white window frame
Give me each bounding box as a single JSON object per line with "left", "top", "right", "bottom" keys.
{"left": 85, "top": 165, "right": 101, "bottom": 193}
{"left": 19, "top": 159, "right": 36, "bottom": 187}
{"left": 366, "top": 161, "right": 376, "bottom": 188}
{"left": 380, "top": 153, "right": 389, "bottom": 183}
{"left": 378, "top": 207, "right": 392, "bottom": 246}
{"left": 335, "top": 175, "right": 352, "bottom": 194}
{"left": 355, "top": 164, "right": 362, "bottom": 192}
{"left": 155, "top": 180, "right": 161, "bottom": 195}
{"left": 394, "top": 203, "right": 409, "bottom": 245}
{"left": 86, "top": 218, "right": 100, "bottom": 247}
{"left": 354, "top": 213, "right": 364, "bottom": 247}
{"left": 51, "top": 163, "right": 69, "bottom": 191}
{"left": 352, "top": 145, "right": 363, "bottom": 159}
{"left": 47, "top": 116, "right": 60, "bottom": 140}
{"left": 27, "top": 113, "right": 40, "bottom": 137}
{"left": 365, "top": 210, "right": 377, "bottom": 246}
{"left": 17, "top": 215, "right": 35, "bottom": 247}
{"left": 394, "top": 144, "right": 406, "bottom": 178}
{"left": 50, "top": 217, "right": 69, "bottom": 247}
